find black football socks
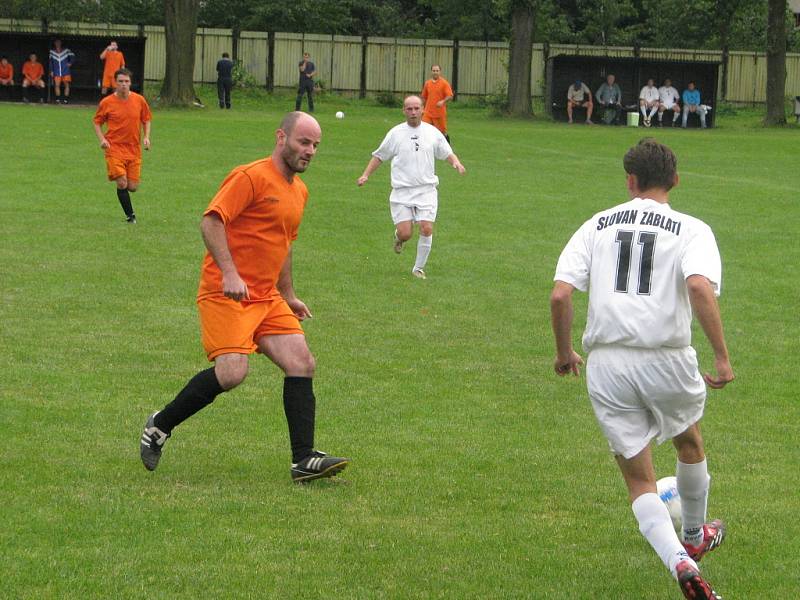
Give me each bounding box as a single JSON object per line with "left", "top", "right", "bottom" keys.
{"left": 154, "top": 367, "right": 224, "bottom": 433}
{"left": 116, "top": 188, "right": 134, "bottom": 219}
{"left": 283, "top": 377, "right": 316, "bottom": 463}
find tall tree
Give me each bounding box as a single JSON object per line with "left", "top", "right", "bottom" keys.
{"left": 161, "top": 0, "right": 199, "bottom": 106}
{"left": 506, "top": 0, "right": 535, "bottom": 117}
{"left": 764, "top": 0, "right": 787, "bottom": 125}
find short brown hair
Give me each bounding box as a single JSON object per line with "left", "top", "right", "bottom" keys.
{"left": 623, "top": 138, "right": 677, "bottom": 192}
{"left": 115, "top": 67, "right": 133, "bottom": 80}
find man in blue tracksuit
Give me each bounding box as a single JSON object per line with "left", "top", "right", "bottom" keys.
{"left": 49, "top": 39, "right": 75, "bottom": 104}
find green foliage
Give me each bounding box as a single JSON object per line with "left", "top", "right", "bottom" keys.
{"left": 232, "top": 60, "right": 258, "bottom": 88}
{"left": 485, "top": 82, "right": 510, "bottom": 115}
{"left": 374, "top": 90, "right": 400, "bottom": 107}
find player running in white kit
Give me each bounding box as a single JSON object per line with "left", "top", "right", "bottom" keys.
{"left": 550, "top": 139, "right": 734, "bottom": 600}
{"left": 358, "top": 95, "right": 465, "bottom": 279}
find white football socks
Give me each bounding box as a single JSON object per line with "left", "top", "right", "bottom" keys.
{"left": 413, "top": 234, "right": 432, "bottom": 271}
{"left": 649, "top": 106, "right": 659, "bottom": 119}
{"left": 632, "top": 492, "right": 695, "bottom": 579}
{"left": 677, "top": 459, "right": 710, "bottom": 545}
{"left": 640, "top": 106, "right": 648, "bottom": 118}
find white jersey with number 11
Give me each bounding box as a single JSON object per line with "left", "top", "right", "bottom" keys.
{"left": 554, "top": 197, "right": 722, "bottom": 352}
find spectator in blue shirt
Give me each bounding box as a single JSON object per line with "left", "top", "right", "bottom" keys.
{"left": 682, "top": 82, "right": 707, "bottom": 128}
{"left": 216, "top": 52, "right": 233, "bottom": 109}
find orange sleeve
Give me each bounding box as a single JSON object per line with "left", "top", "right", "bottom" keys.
{"left": 204, "top": 170, "right": 254, "bottom": 225}
{"left": 139, "top": 96, "right": 152, "bottom": 123}
{"left": 421, "top": 80, "right": 429, "bottom": 100}
{"left": 93, "top": 100, "right": 108, "bottom": 125}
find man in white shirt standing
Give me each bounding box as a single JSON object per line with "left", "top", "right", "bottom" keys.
{"left": 550, "top": 139, "right": 733, "bottom": 600}
{"left": 357, "top": 95, "right": 466, "bottom": 279}
{"left": 639, "top": 78, "right": 660, "bottom": 127}
{"left": 658, "top": 78, "right": 681, "bottom": 127}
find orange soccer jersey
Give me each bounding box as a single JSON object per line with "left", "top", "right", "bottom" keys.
{"left": 22, "top": 60, "right": 44, "bottom": 82}
{"left": 197, "top": 158, "right": 309, "bottom": 303}
{"left": 421, "top": 77, "right": 453, "bottom": 119}
{"left": 0, "top": 62, "right": 13, "bottom": 80}
{"left": 102, "top": 50, "right": 125, "bottom": 80}
{"left": 93, "top": 92, "right": 152, "bottom": 160}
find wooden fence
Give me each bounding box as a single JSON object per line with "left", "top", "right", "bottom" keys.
{"left": 2, "top": 18, "right": 798, "bottom": 104}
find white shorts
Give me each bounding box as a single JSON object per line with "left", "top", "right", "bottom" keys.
{"left": 586, "top": 345, "right": 706, "bottom": 459}
{"left": 389, "top": 185, "right": 438, "bottom": 224}
{"left": 661, "top": 102, "right": 678, "bottom": 109}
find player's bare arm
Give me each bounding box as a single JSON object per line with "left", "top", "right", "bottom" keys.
{"left": 550, "top": 280, "right": 584, "bottom": 376}
{"left": 437, "top": 94, "right": 453, "bottom": 108}
{"left": 200, "top": 214, "right": 249, "bottom": 301}
{"left": 357, "top": 156, "right": 383, "bottom": 186}
{"left": 277, "top": 247, "right": 311, "bottom": 320}
{"left": 446, "top": 153, "right": 466, "bottom": 174}
{"left": 142, "top": 120, "right": 151, "bottom": 150}
{"left": 686, "top": 274, "right": 734, "bottom": 389}
{"left": 93, "top": 122, "right": 110, "bottom": 149}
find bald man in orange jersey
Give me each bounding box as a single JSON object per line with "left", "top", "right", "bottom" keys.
{"left": 421, "top": 64, "right": 454, "bottom": 143}
{"left": 139, "top": 112, "right": 349, "bottom": 483}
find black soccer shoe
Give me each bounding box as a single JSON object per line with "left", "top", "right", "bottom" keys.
{"left": 126, "top": 214, "right": 137, "bottom": 224}
{"left": 140, "top": 412, "right": 170, "bottom": 471}
{"left": 676, "top": 560, "right": 723, "bottom": 599}
{"left": 291, "top": 450, "right": 349, "bottom": 483}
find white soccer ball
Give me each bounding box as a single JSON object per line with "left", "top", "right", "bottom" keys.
{"left": 335, "top": 111, "right": 344, "bottom": 119}
{"left": 657, "top": 476, "right": 682, "bottom": 530}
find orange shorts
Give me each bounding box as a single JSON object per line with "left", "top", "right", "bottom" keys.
{"left": 23, "top": 78, "right": 45, "bottom": 88}
{"left": 105, "top": 156, "right": 141, "bottom": 182}
{"left": 197, "top": 291, "right": 304, "bottom": 361}
{"left": 53, "top": 75, "right": 72, "bottom": 84}
{"left": 422, "top": 113, "right": 447, "bottom": 134}
{"left": 102, "top": 73, "right": 116, "bottom": 89}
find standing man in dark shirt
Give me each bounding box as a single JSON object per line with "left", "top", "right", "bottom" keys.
{"left": 216, "top": 52, "right": 233, "bottom": 109}
{"left": 295, "top": 52, "right": 316, "bottom": 112}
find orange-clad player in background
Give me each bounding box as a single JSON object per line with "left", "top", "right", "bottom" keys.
{"left": 421, "top": 64, "right": 454, "bottom": 143}
{"left": 0, "top": 56, "right": 13, "bottom": 100}
{"left": 93, "top": 68, "right": 151, "bottom": 223}
{"left": 137, "top": 111, "right": 349, "bottom": 484}
{"left": 21, "top": 53, "right": 45, "bottom": 103}
{"left": 100, "top": 40, "right": 125, "bottom": 95}
{"left": 0, "top": 56, "right": 13, "bottom": 86}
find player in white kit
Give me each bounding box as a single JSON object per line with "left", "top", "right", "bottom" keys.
{"left": 639, "top": 79, "right": 661, "bottom": 127}
{"left": 550, "top": 139, "right": 733, "bottom": 600}
{"left": 357, "top": 95, "right": 465, "bottom": 279}
{"left": 657, "top": 78, "right": 681, "bottom": 126}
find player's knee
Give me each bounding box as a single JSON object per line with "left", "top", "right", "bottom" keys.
{"left": 127, "top": 181, "right": 139, "bottom": 192}
{"left": 419, "top": 223, "right": 433, "bottom": 237}
{"left": 396, "top": 225, "right": 413, "bottom": 241}
{"left": 285, "top": 350, "right": 316, "bottom": 377}
{"left": 116, "top": 178, "right": 128, "bottom": 190}
{"left": 215, "top": 358, "right": 249, "bottom": 390}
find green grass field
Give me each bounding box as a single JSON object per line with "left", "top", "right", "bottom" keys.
{"left": 1, "top": 86, "right": 798, "bottom": 599}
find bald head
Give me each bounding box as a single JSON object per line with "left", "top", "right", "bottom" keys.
{"left": 274, "top": 111, "right": 321, "bottom": 178}
{"left": 279, "top": 111, "right": 320, "bottom": 138}
{"left": 403, "top": 95, "right": 423, "bottom": 127}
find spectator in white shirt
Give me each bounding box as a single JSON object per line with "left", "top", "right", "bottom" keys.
{"left": 639, "top": 78, "right": 660, "bottom": 127}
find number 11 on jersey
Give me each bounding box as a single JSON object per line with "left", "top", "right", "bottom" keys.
{"left": 615, "top": 230, "right": 657, "bottom": 295}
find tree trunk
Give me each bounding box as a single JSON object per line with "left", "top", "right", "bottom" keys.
{"left": 507, "top": 1, "right": 535, "bottom": 117}
{"left": 764, "top": 0, "right": 787, "bottom": 125}
{"left": 160, "top": 0, "right": 199, "bottom": 106}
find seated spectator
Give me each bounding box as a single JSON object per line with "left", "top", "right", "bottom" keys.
{"left": 22, "top": 53, "right": 45, "bottom": 103}
{"left": 566, "top": 79, "right": 593, "bottom": 124}
{"left": 0, "top": 56, "right": 13, "bottom": 100}
{"left": 639, "top": 78, "right": 659, "bottom": 127}
{"left": 657, "top": 78, "right": 681, "bottom": 126}
{"left": 595, "top": 74, "right": 622, "bottom": 125}
{"left": 681, "top": 81, "right": 707, "bottom": 128}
